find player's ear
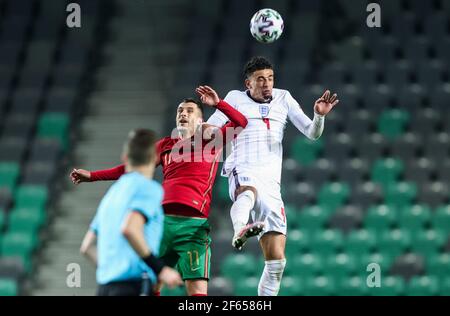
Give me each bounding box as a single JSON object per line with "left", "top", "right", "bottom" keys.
{"left": 121, "top": 153, "right": 128, "bottom": 165}
{"left": 197, "top": 117, "right": 203, "bottom": 125}
{"left": 245, "top": 78, "right": 251, "bottom": 90}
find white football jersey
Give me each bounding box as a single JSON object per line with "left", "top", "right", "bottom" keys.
{"left": 207, "top": 88, "right": 318, "bottom": 183}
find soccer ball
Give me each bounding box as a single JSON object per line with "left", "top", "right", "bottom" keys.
{"left": 250, "top": 8, "right": 284, "bottom": 44}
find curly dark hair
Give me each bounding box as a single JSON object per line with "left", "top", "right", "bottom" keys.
{"left": 243, "top": 56, "right": 274, "bottom": 79}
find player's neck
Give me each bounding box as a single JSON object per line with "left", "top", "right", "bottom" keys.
{"left": 126, "top": 164, "right": 155, "bottom": 179}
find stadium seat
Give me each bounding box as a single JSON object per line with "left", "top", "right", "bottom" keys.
{"left": 344, "top": 229, "right": 377, "bottom": 257}
{"left": 310, "top": 229, "right": 344, "bottom": 256}
{"left": 279, "top": 276, "right": 304, "bottom": 296}
{"left": 297, "top": 205, "right": 329, "bottom": 232}
{"left": 427, "top": 253, "right": 450, "bottom": 279}
{"left": 0, "top": 278, "right": 18, "bottom": 296}
{"left": 328, "top": 205, "right": 363, "bottom": 234}
{"left": 325, "top": 253, "right": 357, "bottom": 281}
{"left": 36, "top": 112, "right": 70, "bottom": 150}
{"left": 221, "top": 254, "right": 257, "bottom": 280}
{"left": 359, "top": 252, "right": 394, "bottom": 273}
{"left": 369, "top": 275, "right": 406, "bottom": 296}
{"left": 431, "top": 205, "right": 450, "bottom": 232}
{"left": 349, "top": 181, "right": 383, "bottom": 210}
{"left": 377, "top": 109, "right": 410, "bottom": 140}
{"left": 285, "top": 229, "right": 310, "bottom": 256}
{"left": 304, "top": 275, "right": 336, "bottom": 296}
{"left": 377, "top": 228, "right": 412, "bottom": 258}
{"left": 338, "top": 275, "right": 369, "bottom": 296}
{"left": 398, "top": 204, "right": 431, "bottom": 233}
{"left": 290, "top": 137, "right": 323, "bottom": 166}
{"left": 391, "top": 253, "right": 425, "bottom": 281}
{"left": 405, "top": 157, "right": 435, "bottom": 184}
{"left": 0, "top": 210, "right": 5, "bottom": 230}
{"left": 384, "top": 182, "right": 418, "bottom": 208}
{"left": 336, "top": 158, "right": 370, "bottom": 188}
{"left": 410, "top": 229, "right": 446, "bottom": 256}
{"left": 0, "top": 162, "right": 20, "bottom": 192}
{"left": 0, "top": 231, "right": 37, "bottom": 272}
{"left": 317, "top": 182, "right": 350, "bottom": 209}
{"left": 14, "top": 185, "right": 48, "bottom": 209}
{"left": 7, "top": 206, "right": 47, "bottom": 234}
{"left": 440, "top": 277, "right": 450, "bottom": 296}
{"left": 364, "top": 205, "right": 397, "bottom": 233}
{"left": 0, "top": 137, "right": 28, "bottom": 163}
{"left": 233, "top": 277, "right": 259, "bottom": 296}
{"left": 406, "top": 275, "right": 439, "bottom": 296}
{"left": 371, "top": 158, "right": 404, "bottom": 188}
{"left": 418, "top": 181, "right": 449, "bottom": 208}
{"left": 285, "top": 252, "right": 323, "bottom": 278}
{"left": 0, "top": 188, "right": 12, "bottom": 211}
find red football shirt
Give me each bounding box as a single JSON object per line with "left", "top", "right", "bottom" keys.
{"left": 90, "top": 100, "right": 247, "bottom": 218}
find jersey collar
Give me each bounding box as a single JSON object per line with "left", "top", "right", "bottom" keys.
{"left": 246, "top": 90, "right": 272, "bottom": 104}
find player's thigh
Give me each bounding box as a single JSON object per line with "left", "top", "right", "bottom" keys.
{"left": 172, "top": 219, "right": 212, "bottom": 280}
{"left": 259, "top": 232, "right": 286, "bottom": 260}
{"left": 185, "top": 279, "right": 208, "bottom": 296}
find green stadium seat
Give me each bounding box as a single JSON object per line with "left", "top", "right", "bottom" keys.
{"left": 344, "top": 229, "right": 377, "bottom": 256}
{"left": 0, "top": 231, "right": 38, "bottom": 260}
{"left": 384, "top": 182, "right": 417, "bottom": 208}
{"left": 8, "top": 206, "right": 47, "bottom": 234}
{"left": 410, "top": 229, "right": 446, "bottom": 256}
{"left": 377, "top": 109, "right": 410, "bottom": 139}
{"left": 0, "top": 278, "right": 18, "bottom": 296}
{"left": 369, "top": 276, "right": 406, "bottom": 296}
{"left": 398, "top": 204, "right": 431, "bottom": 233}
{"left": 0, "top": 162, "right": 20, "bottom": 192}
{"left": 14, "top": 185, "right": 48, "bottom": 209}
{"left": 358, "top": 252, "right": 394, "bottom": 273}
{"left": 279, "top": 276, "right": 304, "bottom": 296}
{"left": 427, "top": 253, "right": 450, "bottom": 279}
{"left": 310, "top": 229, "right": 344, "bottom": 256}
{"left": 304, "top": 275, "right": 336, "bottom": 296}
{"left": 317, "top": 182, "right": 350, "bottom": 209}
{"left": 371, "top": 158, "right": 404, "bottom": 188}
{"left": 406, "top": 275, "right": 439, "bottom": 296}
{"left": 285, "top": 205, "right": 300, "bottom": 230}
{"left": 440, "top": 277, "right": 450, "bottom": 296}
{"left": 298, "top": 205, "right": 329, "bottom": 232}
{"left": 233, "top": 277, "right": 259, "bottom": 296}
{"left": 290, "top": 137, "right": 323, "bottom": 166}
{"left": 221, "top": 253, "right": 257, "bottom": 280}
{"left": 285, "top": 252, "right": 324, "bottom": 278}
{"left": 338, "top": 275, "right": 369, "bottom": 296}
{"left": 37, "top": 112, "right": 70, "bottom": 150}
{"left": 364, "top": 205, "right": 397, "bottom": 233}
{"left": 325, "top": 253, "right": 357, "bottom": 280}
{"left": 431, "top": 205, "right": 450, "bottom": 232}
{"left": 285, "top": 229, "right": 310, "bottom": 256}
{"left": 377, "top": 229, "right": 411, "bottom": 258}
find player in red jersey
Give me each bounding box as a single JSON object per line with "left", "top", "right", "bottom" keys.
{"left": 70, "top": 86, "right": 247, "bottom": 296}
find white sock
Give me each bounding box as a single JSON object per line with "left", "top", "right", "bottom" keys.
{"left": 230, "top": 190, "right": 255, "bottom": 235}
{"left": 258, "top": 259, "right": 286, "bottom": 296}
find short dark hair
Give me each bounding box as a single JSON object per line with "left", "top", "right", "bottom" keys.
{"left": 124, "top": 129, "right": 157, "bottom": 167}
{"left": 181, "top": 98, "right": 203, "bottom": 116}
{"left": 243, "top": 56, "right": 274, "bottom": 79}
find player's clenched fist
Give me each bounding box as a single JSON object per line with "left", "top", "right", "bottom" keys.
{"left": 70, "top": 168, "right": 91, "bottom": 184}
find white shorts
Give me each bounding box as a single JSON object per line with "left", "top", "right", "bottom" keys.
{"left": 227, "top": 168, "right": 287, "bottom": 239}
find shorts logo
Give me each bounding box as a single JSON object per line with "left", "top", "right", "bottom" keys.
{"left": 259, "top": 105, "right": 270, "bottom": 117}
{"left": 192, "top": 200, "right": 199, "bottom": 205}
{"left": 240, "top": 176, "right": 250, "bottom": 182}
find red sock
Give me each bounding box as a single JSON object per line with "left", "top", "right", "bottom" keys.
{"left": 191, "top": 293, "right": 207, "bottom": 296}
{"left": 154, "top": 291, "right": 161, "bottom": 296}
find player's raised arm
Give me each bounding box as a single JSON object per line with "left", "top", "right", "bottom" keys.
{"left": 196, "top": 85, "right": 248, "bottom": 142}
{"left": 69, "top": 165, "right": 125, "bottom": 184}
{"left": 287, "top": 90, "right": 339, "bottom": 141}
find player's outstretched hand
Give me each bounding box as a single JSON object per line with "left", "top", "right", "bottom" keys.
{"left": 196, "top": 85, "right": 220, "bottom": 107}
{"left": 314, "top": 90, "right": 339, "bottom": 116}
{"left": 158, "top": 267, "right": 183, "bottom": 289}
{"left": 70, "top": 168, "right": 91, "bottom": 185}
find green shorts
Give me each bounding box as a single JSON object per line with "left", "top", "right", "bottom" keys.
{"left": 159, "top": 215, "right": 211, "bottom": 280}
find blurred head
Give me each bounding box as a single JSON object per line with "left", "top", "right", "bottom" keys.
{"left": 176, "top": 98, "right": 204, "bottom": 136}
{"left": 122, "top": 129, "right": 157, "bottom": 168}
{"left": 243, "top": 56, "right": 274, "bottom": 102}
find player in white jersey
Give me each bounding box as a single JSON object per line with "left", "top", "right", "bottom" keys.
{"left": 207, "top": 56, "right": 339, "bottom": 296}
